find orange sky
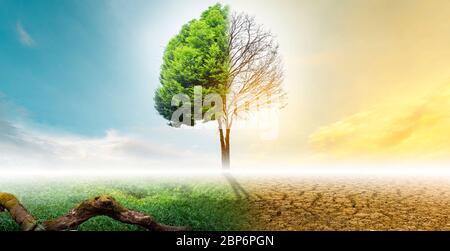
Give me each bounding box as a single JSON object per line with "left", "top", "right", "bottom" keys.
{"left": 227, "top": 0, "right": 450, "bottom": 164}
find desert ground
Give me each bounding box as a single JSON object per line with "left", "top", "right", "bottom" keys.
{"left": 236, "top": 176, "right": 450, "bottom": 230}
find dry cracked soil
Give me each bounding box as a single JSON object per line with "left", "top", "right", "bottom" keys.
{"left": 233, "top": 176, "right": 450, "bottom": 230}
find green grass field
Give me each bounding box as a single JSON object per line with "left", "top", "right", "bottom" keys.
{"left": 0, "top": 176, "right": 250, "bottom": 231}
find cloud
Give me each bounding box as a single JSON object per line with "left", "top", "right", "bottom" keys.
{"left": 0, "top": 123, "right": 214, "bottom": 169}
{"left": 309, "top": 83, "right": 450, "bottom": 160}
{"left": 0, "top": 96, "right": 214, "bottom": 170}
{"left": 16, "top": 21, "right": 35, "bottom": 47}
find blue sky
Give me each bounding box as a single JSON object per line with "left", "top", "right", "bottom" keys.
{"left": 0, "top": 0, "right": 221, "bottom": 135}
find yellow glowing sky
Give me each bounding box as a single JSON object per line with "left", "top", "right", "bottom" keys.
{"left": 310, "top": 84, "right": 450, "bottom": 160}
{"left": 225, "top": 0, "right": 450, "bottom": 164}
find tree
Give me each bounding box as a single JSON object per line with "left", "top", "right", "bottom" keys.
{"left": 154, "top": 4, "right": 286, "bottom": 169}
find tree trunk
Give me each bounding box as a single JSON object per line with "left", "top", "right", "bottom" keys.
{"left": 0, "top": 192, "right": 188, "bottom": 231}
{"left": 219, "top": 128, "right": 231, "bottom": 169}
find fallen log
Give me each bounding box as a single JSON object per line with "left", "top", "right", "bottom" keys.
{"left": 0, "top": 192, "right": 188, "bottom": 231}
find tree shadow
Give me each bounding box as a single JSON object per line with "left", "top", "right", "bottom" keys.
{"left": 223, "top": 173, "right": 251, "bottom": 200}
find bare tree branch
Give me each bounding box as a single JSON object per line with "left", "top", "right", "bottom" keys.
{"left": 0, "top": 192, "right": 188, "bottom": 231}
{"left": 0, "top": 192, "right": 38, "bottom": 231}
{"left": 225, "top": 12, "right": 287, "bottom": 125}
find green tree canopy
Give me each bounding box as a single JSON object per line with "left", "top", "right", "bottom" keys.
{"left": 154, "top": 4, "right": 229, "bottom": 126}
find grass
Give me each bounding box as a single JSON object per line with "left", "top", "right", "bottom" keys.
{"left": 0, "top": 176, "right": 250, "bottom": 231}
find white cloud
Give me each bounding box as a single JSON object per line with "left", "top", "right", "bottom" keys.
{"left": 16, "top": 21, "right": 35, "bottom": 47}
{"left": 0, "top": 96, "right": 215, "bottom": 170}
{"left": 0, "top": 120, "right": 216, "bottom": 170}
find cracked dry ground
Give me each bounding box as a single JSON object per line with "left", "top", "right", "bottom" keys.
{"left": 239, "top": 177, "right": 450, "bottom": 230}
